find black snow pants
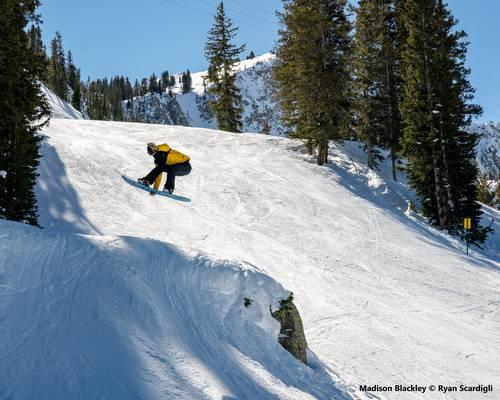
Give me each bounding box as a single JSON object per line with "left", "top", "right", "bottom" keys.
{"left": 145, "top": 161, "right": 192, "bottom": 191}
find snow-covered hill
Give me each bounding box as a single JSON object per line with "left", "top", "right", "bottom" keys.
{"left": 1, "top": 117, "right": 498, "bottom": 399}
{"left": 124, "top": 53, "right": 284, "bottom": 135}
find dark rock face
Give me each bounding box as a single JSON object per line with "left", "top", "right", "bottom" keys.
{"left": 271, "top": 294, "right": 308, "bottom": 364}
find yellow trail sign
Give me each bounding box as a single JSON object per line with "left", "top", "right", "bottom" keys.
{"left": 464, "top": 218, "right": 472, "bottom": 230}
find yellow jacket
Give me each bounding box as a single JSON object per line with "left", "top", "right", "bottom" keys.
{"left": 153, "top": 144, "right": 190, "bottom": 189}
{"left": 156, "top": 144, "right": 190, "bottom": 165}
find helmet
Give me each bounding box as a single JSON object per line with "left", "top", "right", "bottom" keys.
{"left": 147, "top": 142, "right": 157, "bottom": 155}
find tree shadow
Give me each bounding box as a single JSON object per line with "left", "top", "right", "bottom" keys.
{"left": 36, "top": 141, "right": 101, "bottom": 234}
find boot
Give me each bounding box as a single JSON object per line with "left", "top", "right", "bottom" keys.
{"left": 138, "top": 177, "right": 150, "bottom": 186}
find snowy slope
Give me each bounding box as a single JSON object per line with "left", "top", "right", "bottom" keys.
{"left": 176, "top": 53, "right": 284, "bottom": 135}
{"left": 41, "top": 83, "right": 83, "bottom": 120}
{"left": 127, "top": 53, "right": 284, "bottom": 135}
{"left": 17, "top": 118, "right": 499, "bottom": 399}
{"left": 122, "top": 54, "right": 499, "bottom": 179}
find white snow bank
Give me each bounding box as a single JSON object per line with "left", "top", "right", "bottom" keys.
{"left": 41, "top": 83, "right": 83, "bottom": 120}
{"left": 0, "top": 219, "right": 348, "bottom": 400}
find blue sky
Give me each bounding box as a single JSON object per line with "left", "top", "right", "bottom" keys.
{"left": 39, "top": 0, "right": 500, "bottom": 122}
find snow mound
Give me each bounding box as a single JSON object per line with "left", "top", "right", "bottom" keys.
{"left": 41, "top": 83, "right": 83, "bottom": 120}
{"left": 0, "top": 220, "right": 347, "bottom": 400}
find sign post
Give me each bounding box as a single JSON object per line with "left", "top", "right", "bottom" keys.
{"left": 464, "top": 218, "right": 472, "bottom": 255}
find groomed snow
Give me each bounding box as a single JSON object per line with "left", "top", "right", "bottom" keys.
{"left": 29, "top": 119, "right": 500, "bottom": 399}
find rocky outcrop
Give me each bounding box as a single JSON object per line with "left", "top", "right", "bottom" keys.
{"left": 271, "top": 293, "right": 308, "bottom": 364}
{"left": 469, "top": 122, "right": 500, "bottom": 180}
{"left": 123, "top": 93, "right": 189, "bottom": 126}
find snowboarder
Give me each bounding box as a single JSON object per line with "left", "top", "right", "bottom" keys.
{"left": 138, "top": 143, "right": 192, "bottom": 195}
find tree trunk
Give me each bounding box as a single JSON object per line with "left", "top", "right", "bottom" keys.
{"left": 324, "top": 134, "right": 329, "bottom": 164}
{"left": 317, "top": 140, "right": 325, "bottom": 165}
{"left": 316, "top": 133, "right": 329, "bottom": 165}
{"left": 385, "top": 60, "right": 397, "bottom": 181}
{"left": 306, "top": 138, "right": 313, "bottom": 156}
{"left": 439, "top": 110, "right": 455, "bottom": 219}
{"left": 422, "top": 12, "right": 446, "bottom": 227}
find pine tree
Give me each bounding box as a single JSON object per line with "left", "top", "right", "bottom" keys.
{"left": 399, "top": 0, "right": 488, "bottom": 242}
{"left": 48, "top": 32, "right": 68, "bottom": 100}
{"left": 0, "top": 0, "right": 50, "bottom": 225}
{"left": 133, "top": 79, "right": 140, "bottom": 97}
{"left": 274, "top": 0, "right": 352, "bottom": 165}
{"left": 169, "top": 75, "right": 176, "bottom": 89}
{"left": 353, "top": 0, "right": 401, "bottom": 174}
{"left": 125, "top": 77, "right": 133, "bottom": 99}
{"left": 182, "top": 69, "right": 193, "bottom": 94}
{"left": 67, "top": 51, "right": 81, "bottom": 110}
{"left": 161, "top": 70, "right": 170, "bottom": 93}
{"left": 27, "top": 24, "right": 47, "bottom": 80}
{"left": 140, "top": 78, "right": 149, "bottom": 95}
{"left": 204, "top": 1, "right": 246, "bottom": 132}
{"left": 149, "top": 73, "right": 159, "bottom": 94}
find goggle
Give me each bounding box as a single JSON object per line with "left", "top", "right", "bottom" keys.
{"left": 147, "top": 146, "right": 155, "bottom": 155}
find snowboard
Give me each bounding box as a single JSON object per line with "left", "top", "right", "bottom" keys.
{"left": 121, "top": 175, "right": 191, "bottom": 203}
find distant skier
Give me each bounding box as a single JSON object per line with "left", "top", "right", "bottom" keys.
{"left": 138, "top": 143, "right": 192, "bottom": 195}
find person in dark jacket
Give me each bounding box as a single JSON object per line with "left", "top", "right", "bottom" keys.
{"left": 138, "top": 142, "right": 192, "bottom": 195}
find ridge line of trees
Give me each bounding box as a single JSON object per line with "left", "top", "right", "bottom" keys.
{"left": 31, "top": 28, "right": 194, "bottom": 121}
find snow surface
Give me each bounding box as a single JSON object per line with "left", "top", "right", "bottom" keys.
{"left": 41, "top": 83, "right": 83, "bottom": 120}
{"left": 0, "top": 220, "right": 347, "bottom": 400}
{"left": 2, "top": 117, "right": 494, "bottom": 399}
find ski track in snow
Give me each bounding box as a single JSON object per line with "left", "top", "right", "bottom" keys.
{"left": 1, "top": 117, "right": 499, "bottom": 399}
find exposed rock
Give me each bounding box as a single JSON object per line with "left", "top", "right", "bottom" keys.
{"left": 123, "top": 93, "right": 189, "bottom": 126}
{"left": 470, "top": 122, "right": 500, "bottom": 180}
{"left": 271, "top": 292, "right": 308, "bottom": 364}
